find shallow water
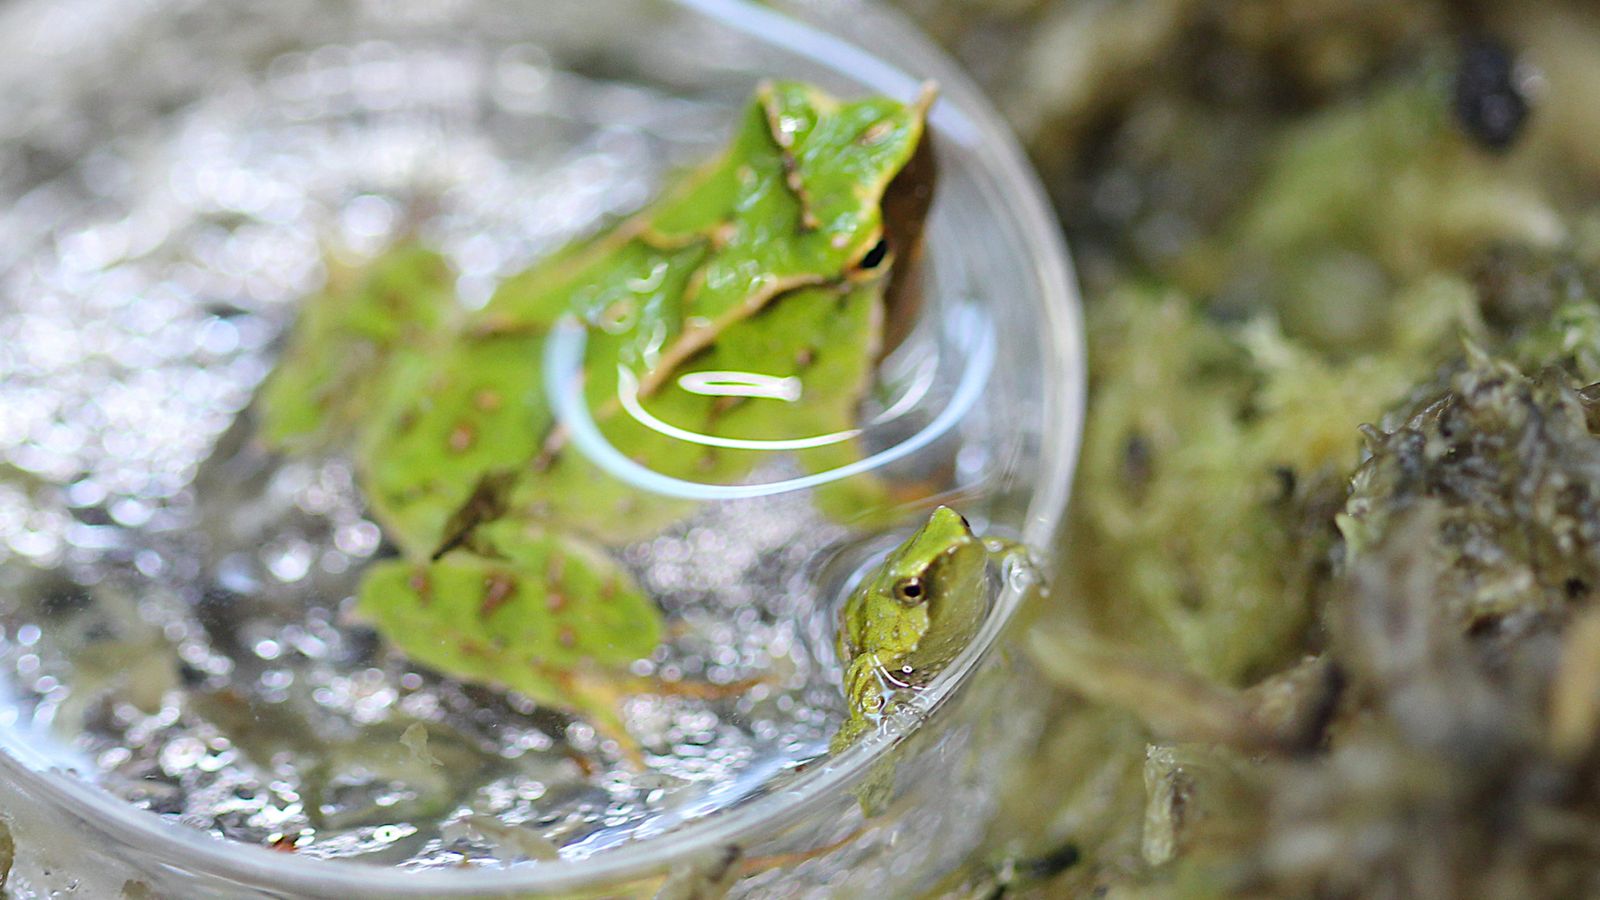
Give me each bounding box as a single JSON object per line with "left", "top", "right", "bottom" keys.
{"left": 0, "top": 31, "right": 1009, "bottom": 868}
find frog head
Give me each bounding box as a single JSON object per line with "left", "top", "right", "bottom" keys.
{"left": 839, "top": 505, "right": 989, "bottom": 683}
{"left": 754, "top": 80, "right": 938, "bottom": 354}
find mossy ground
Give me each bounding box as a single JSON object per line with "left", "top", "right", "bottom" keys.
{"left": 893, "top": 2, "right": 1600, "bottom": 894}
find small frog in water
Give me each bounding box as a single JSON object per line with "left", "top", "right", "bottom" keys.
{"left": 256, "top": 81, "right": 936, "bottom": 759}
{"left": 831, "top": 506, "right": 1012, "bottom": 753}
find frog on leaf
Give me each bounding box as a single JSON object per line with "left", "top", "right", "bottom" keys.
{"left": 258, "top": 81, "right": 936, "bottom": 760}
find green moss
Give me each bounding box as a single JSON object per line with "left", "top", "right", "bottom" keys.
{"left": 1066, "top": 275, "right": 1468, "bottom": 684}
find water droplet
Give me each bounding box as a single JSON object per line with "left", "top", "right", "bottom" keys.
{"left": 334, "top": 521, "right": 381, "bottom": 557}
{"left": 266, "top": 540, "right": 314, "bottom": 582}
{"left": 341, "top": 194, "right": 398, "bottom": 241}
{"left": 108, "top": 498, "right": 153, "bottom": 528}
{"left": 159, "top": 736, "right": 208, "bottom": 775}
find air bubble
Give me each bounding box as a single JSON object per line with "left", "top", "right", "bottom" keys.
{"left": 159, "top": 736, "right": 209, "bottom": 775}
{"left": 334, "top": 521, "right": 381, "bottom": 557}
{"left": 341, "top": 194, "right": 398, "bottom": 241}
{"left": 266, "top": 540, "right": 314, "bottom": 583}
{"left": 108, "top": 498, "right": 154, "bottom": 528}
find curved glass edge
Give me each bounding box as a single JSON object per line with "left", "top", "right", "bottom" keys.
{"left": 0, "top": 0, "right": 1087, "bottom": 894}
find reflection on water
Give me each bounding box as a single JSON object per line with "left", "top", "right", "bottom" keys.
{"left": 676, "top": 370, "right": 804, "bottom": 402}
{"left": 552, "top": 303, "right": 993, "bottom": 501}
{"left": 620, "top": 364, "right": 862, "bottom": 451}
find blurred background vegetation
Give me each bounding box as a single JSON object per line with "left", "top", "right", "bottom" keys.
{"left": 885, "top": 2, "right": 1600, "bottom": 896}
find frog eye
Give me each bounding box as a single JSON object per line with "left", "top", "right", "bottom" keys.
{"left": 857, "top": 238, "right": 889, "bottom": 270}
{"left": 893, "top": 576, "right": 925, "bottom": 606}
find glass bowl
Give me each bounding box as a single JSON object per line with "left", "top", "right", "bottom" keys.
{"left": 0, "top": 0, "right": 1083, "bottom": 895}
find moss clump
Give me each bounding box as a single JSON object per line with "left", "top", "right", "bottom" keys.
{"left": 893, "top": 1, "right": 1600, "bottom": 894}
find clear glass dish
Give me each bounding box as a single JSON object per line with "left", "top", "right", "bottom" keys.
{"left": 0, "top": 0, "right": 1083, "bottom": 895}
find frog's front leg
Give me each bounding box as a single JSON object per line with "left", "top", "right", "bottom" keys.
{"left": 831, "top": 652, "right": 892, "bottom": 755}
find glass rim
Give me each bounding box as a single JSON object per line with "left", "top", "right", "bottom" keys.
{"left": 0, "top": 0, "right": 1086, "bottom": 893}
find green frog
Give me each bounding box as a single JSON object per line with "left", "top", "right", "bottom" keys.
{"left": 830, "top": 505, "right": 1008, "bottom": 753}
{"left": 827, "top": 505, "right": 1034, "bottom": 823}
{"left": 255, "top": 81, "right": 935, "bottom": 759}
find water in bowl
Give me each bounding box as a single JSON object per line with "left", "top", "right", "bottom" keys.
{"left": 0, "top": 35, "right": 1017, "bottom": 868}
